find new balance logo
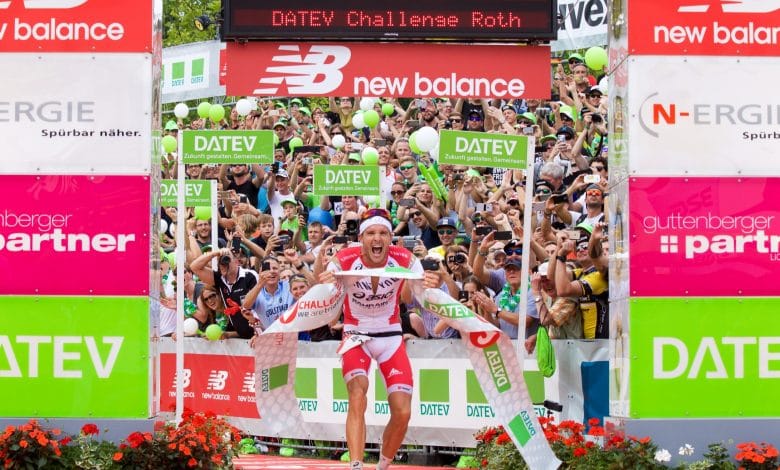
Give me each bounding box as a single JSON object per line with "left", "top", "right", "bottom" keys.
{"left": 678, "top": 0, "right": 780, "bottom": 13}
{"left": 660, "top": 235, "right": 679, "bottom": 254}
{"left": 241, "top": 371, "right": 256, "bottom": 393}
{"left": 206, "top": 370, "right": 229, "bottom": 391}
{"left": 0, "top": 0, "right": 87, "bottom": 8}
{"left": 387, "top": 368, "right": 403, "bottom": 378}
{"left": 173, "top": 368, "right": 192, "bottom": 389}
{"left": 253, "top": 45, "right": 351, "bottom": 95}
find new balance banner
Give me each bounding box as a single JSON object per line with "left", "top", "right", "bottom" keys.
{"left": 0, "top": 0, "right": 153, "bottom": 52}
{"left": 628, "top": 0, "right": 780, "bottom": 56}
{"left": 0, "top": 54, "right": 153, "bottom": 174}
{"left": 226, "top": 43, "right": 551, "bottom": 99}
{"left": 253, "top": 274, "right": 560, "bottom": 470}
{"left": 0, "top": 175, "right": 150, "bottom": 296}
{"left": 630, "top": 177, "right": 780, "bottom": 297}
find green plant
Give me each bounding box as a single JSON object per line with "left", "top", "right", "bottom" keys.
{"left": 58, "top": 424, "right": 121, "bottom": 470}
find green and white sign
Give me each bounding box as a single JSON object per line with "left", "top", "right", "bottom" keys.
{"left": 630, "top": 297, "right": 780, "bottom": 418}
{"left": 313, "top": 165, "right": 380, "bottom": 196}
{"left": 0, "top": 296, "right": 150, "bottom": 418}
{"left": 438, "top": 130, "right": 529, "bottom": 169}
{"left": 160, "top": 179, "right": 211, "bottom": 206}
{"left": 181, "top": 130, "right": 274, "bottom": 164}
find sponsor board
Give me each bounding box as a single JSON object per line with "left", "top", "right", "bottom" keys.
{"left": 628, "top": 56, "right": 780, "bottom": 176}
{"left": 0, "top": 0, "right": 152, "bottom": 52}
{"left": 0, "top": 175, "right": 150, "bottom": 296}
{"left": 629, "top": 0, "right": 780, "bottom": 56}
{"left": 313, "top": 164, "right": 379, "bottom": 196}
{"left": 0, "top": 296, "right": 149, "bottom": 418}
{"left": 181, "top": 130, "right": 275, "bottom": 164}
{"left": 162, "top": 40, "right": 225, "bottom": 104}
{"left": 630, "top": 297, "right": 780, "bottom": 418}
{"left": 226, "top": 42, "right": 551, "bottom": 99}
{"left": 0, "top": 54, "right": 152, "bottom": 174}
{"left": 439, "top": 130, "right": 530, "bottom": 169}
{"left": 160, "top": 179, "right": 211, "bottom": 207}
{"left": 551, "top": 0, "right": 609, "bottom": 52}
{"left": 630, "top": 177, "right": 780, "bottom": 296}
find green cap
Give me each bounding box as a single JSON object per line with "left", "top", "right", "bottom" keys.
{"left": 559, "top": 105, "right": 575, "bottom": 120}
{"left": 164, "top": 120, "right": 178, "bottom": 131}
{"left": 575, "top": 222, "right": 593, "bottom": 234}
{"left": 298, "top": 106, "right": 311, "bottom": 116}
{"left": 348, "top": 153, "right": 361, "bottom": 162}
{"left": 568, "top": 53, "right": 584, "bottom": 63}
{"left": 290, "top": 98, "right": 303, "bottom": 106}
{"left": 520, "top": 112, "right": 537, "bottom": 125}
{"left": 540, "top": 134, "right": 557, "bottom": 144}
{"left": 274, "top": 101, "right": 286, "bottom": 109}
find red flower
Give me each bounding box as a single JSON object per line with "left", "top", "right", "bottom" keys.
{"left": 481, "top": 458, "right": 488, "bottom": 467}
{"left": 113, "top": 452, "right": 123, "bottom": 462}
{"left": 765, "top": 445, "right": 779, "bottom": 458}
{"left": 187, "top": 457, "right": 197, "bottom": 467}
{"left": 574, "top": 447, "right": 587, "bottom": 457}
{"left": 19, "top": 440, "right": 28, "bottom": 448}
{"left": 58, "top": 436, "right": 72, "bottom": 446}
{"left": 588, "top": 417, "right": 600, "bottom": 426}
{"left": 126, "top": 431, "right": 146, "bottom": 449}
{"left": 81, "top": 424, "right": 99, "bottom": 436}
{"left": 588, "top": 425, "right": 605, "bottom": 437}
{"left": 496, "top": 432, "right": 511, "bottom": 445}
{"left": 639, "top": 436, "right": 651, "bottom": 444}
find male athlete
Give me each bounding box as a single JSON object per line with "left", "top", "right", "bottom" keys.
{"left": 318, "top": 208, "right": 435, "bottom": 470}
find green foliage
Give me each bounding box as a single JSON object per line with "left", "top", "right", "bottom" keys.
{"left": 163, "top": 0, "right": 221, "bottom": 48}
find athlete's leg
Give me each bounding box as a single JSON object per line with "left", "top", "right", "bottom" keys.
{"left": 380, "top": 390, "right": 412, "bottom": 465}
{"left": 346, "top": 375, "right": 369, "bottom": 466}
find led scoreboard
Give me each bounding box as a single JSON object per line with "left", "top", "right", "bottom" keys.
{"left": 223, "top": 0, "right": 557, "bottom": 41}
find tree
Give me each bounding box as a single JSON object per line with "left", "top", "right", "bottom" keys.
{"left": 163, "top": 0, "right": 221, "bottom": 48}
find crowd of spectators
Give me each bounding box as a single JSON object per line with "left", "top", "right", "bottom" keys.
{"left": 158, "top": 55, "right": 610, "bottom": 353}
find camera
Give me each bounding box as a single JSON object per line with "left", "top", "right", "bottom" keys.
{"left": 444, "top": 120, "right": 452, "bottom": 129}
{"left": 450, "top": 253, "right": 467, "bottom": 264}
{"left": 345, "top": 220, "right": 358, "bottom": 237}
{"left": 421, "top": 259, "right": 440, "bottom": 271}
{"left": 272, "top": 161, "right": 282, "bottom": 174}
{"left": 231, "top": 238, "right": 241, "bottom": 254}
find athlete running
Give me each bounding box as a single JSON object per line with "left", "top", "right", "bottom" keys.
{"left": 317, "top": 208, "right": 438, "bottom": 470}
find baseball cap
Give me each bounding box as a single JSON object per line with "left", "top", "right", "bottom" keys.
{"left": 556, "top": 126, "right": 576, "bottom": 139}
{"left": 468, "top": 110, "right": 483, "bottom": 120}
{"left": 276, "top": 168, "right": 290, "bottom": 179}
{"left": 520, "top": 112, "right": 537, "bottom": 125}
{"left": 298, "top": 106, "right": 311, "bottom": 116}
{"left": 559, "top": 106, "right": 575, "bottom": 121}
{"left": 501, "top": 104, "right": 516, "bottom": 113}
{"left": 585, "top": 183, "right": 603, "bottom": 194}
{"left": 290, "top": 98, "right": 303, "bottom": 106}
{"left": 164, "top": 120, "right": 178, "bottom": 131}
{"left": 348, "top": 153, "right": 361, "bottom": 162}
{"left": 280, "top": 197, "right": 297, "bottom": 207}
{"left": 437, "top": 217, "right": 457, "bottom": 229}
{"left": 568, "top": 53, "right": 584, "bottom": 64}
{"left": 575, "top": 222, "right": 594, "bottom": 235}
{"left": 273, "top": 120, "right": 287, "bottom": 129}
{"left": 540, "top": 134, "right": 558, "bottom": 145}
{"left": 587, "top": 86, "right": 603, "bottom": 96}
{"left": 503, "top": 258, "right": 523, "bottom": 269}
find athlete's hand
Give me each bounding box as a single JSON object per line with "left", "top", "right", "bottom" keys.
{"left": 318, "top": 270, "right": 337, "bottom": 285}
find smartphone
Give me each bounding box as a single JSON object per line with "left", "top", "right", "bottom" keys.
{"left": 239, "top": 194, "right": 248, "bottom": 204}
{"left": 458, "top": 291, "right": 470, "bottom": 302}
{"left": 231, "top": 237, "right": 241, "bottom": 253}
{"left": 584, "top": 174, "right": 601, "bottom": 184}
{"left": 522, "top": 126, "right": 534, "bottom": 135}
{"left": 475, "top": 226, "right": 493, "bottom": 236}
{"left": 495, "top": 231, "right": 513, "bottom": 241}
{"left": 565, "top": 230, "right": 582, "bottom": 240}
{"left": 218, "top": 191, "right": 231, "bottom": 200}
{"left": 551, "top": 194, "right": 568, "bottom": 205}
{"left": 403, "top": 238, "right": 418, "bottom": 250}
{"left": 421, "top": 259, "right": 440, "bottom": 271}
{"left": 261, "top": 261, "right": 271, "bottom": 271}
{"left": 399, "top": 198, "right": 416, "bottom": 207}
{"left": 557, "top": 135, "right": 567, "bottom": 143}
{"left": 407, "top": 120, "right": 420, "bottom": 129}
{"left": 415, "top": 99, "right": 426, "bottom": 109}
{"left": 375, "top": 139, "right": 387, "bottom": 147}
{"left": 475, "top": 203, "right": 493, "bottom": 212}
{"left": 302, "top": 157, "right": 312, "bottom": 165}
{"left": 351, "top": 143, "right": 364, "bottom": 151}
{"left": 332, "top": 235, "right": 348, "bottom": 245}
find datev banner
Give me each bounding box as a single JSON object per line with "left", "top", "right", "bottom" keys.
{"left": 627, "top": 56, "right": 780, "bottom": 176}
{"left": 629, "top": 177, "right": 780, "bottom": 297}
{"left": 0, "top": 54, "right": 152, "bottom": 175}
{"left": 0, "top": 175, "right": 150, "bottom": 296}
{"left": 0, "top": 0, "right": 152, "bottom": 52}
{"left": 0, "top": 296, "right": 150, "bottom": 418}
{"left": 439, "top": 130, "right": 530, "bottom": 169}
{"left": 628, "top": 0, "right": 780, "bottom": 56}
{"left": 226, "top": 42, "right": 551, "bottom": 99}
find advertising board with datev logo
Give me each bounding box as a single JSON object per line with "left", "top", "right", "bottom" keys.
{"left": 630, "top": 297, "right": 780, "bottom": 418}
{"left": 0, "top": 0, "right": 152, "bottom": 52}
{"left": 0, "top": 54, "right": 152, "bottom": 174}
{"left": 628, "top": 56, "right": 780, "bottom": 176}
{"left": 629, "top": 177, "right": 780, "bottom": 297}
{"left": 0, "top": 175, "right": 150, "bottom": 296}
{"left": 0, "top": 296, "right": 149, "bottom": 418}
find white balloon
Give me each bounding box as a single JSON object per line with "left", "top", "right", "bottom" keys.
{"left": 160, "top": 218, "right": 168, "bottom": 234}
{"left": 416, "top": 126, "right": 440, "bottom": 152}
{"left": 183, "top": 317, "right": 199, "bottom": 336}
{"left": 174, "top": 103, "right": 189, "bottom": 119}
{"left": 359, "top": 97, "right": 374, "bottom": 111}
{"left": 352, "top": 113, "right": 366, "bottom": 129}
{"left": 599, "top": 75, "right": 609, "bottom": 95}
{"left": 235, "top": 98, "right": 253, "bottom": 116}
{"left": 429, "top": 144, "right": 439, "bottom": 160}
{"left": 332, "top": 134, "right": 346, "bottom": 149}
{"left": 363, "top": 195, "right": 379, "bottom": 208}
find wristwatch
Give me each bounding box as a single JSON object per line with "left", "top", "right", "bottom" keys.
{"left": 534, "top": 296, "right": 542, "bottom": 303}
{"left": 556, "top": 255, "right": 567, "bottom": 263}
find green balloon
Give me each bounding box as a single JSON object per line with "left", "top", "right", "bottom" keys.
{"left": 584, "top": 46, "right": 608, "bottom": 71}
{"left": 197, "top": 102, "right": 211, "bottom": 118}
{"left": 363, "top": 110, "right": 380, "bottom": 128}
{"left": 209, "top": 104, "right": 226, "bottom": 122}
{"left": 205, "top": 324, "right": 222, "bottom": 341}
{"left": 361, "top": 147, "right": 379, "bottom": 165}
{"left": 409, "top": 131, "right": 422, "bottom": 154}
{"left": 161, "top": 135, "right": 177, "bottom": 153}
{"left": 194, "top": 206, "right": 210, "bottom": 220}
{"left": 289, "top": 137, "right": 304, "bottom": 153}
{"left": 381, "top": 102, "right": 394, "bottom": 116}
{"left": 166, "top": 252, "right": 176, "bottom": 269}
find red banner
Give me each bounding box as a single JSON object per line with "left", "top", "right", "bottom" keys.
{"left": 226, "top": 42, "right": 551, "bottom": 99}
{"left": 160, "top": 353, "right": 260, "bottom": 419}
{"left": 0, "top": 0, "right": 152, "bottom": 52}
{"left": 629, "top": 0, "right": 780, "bottom": 56}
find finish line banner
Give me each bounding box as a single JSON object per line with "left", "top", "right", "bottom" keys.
{"left": 253, "top": 274, "right": 559, "bottom": 470}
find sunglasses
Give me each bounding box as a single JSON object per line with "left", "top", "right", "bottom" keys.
{"left": 450, "top": 119, "right": 462, "bottom": 123}
{"left": 508, "top": 200, "right": 519, "bottom": 206}
{"left": 409, "top": 211, "right": 422, "bottom": 217}
{"left": 361, "top": 208, "right": 392, "bottom": 222}
{"left": 331, "top": 131, "right": 343, "bottom": 135}
{"left": 544, "top": 143, "right": 556, "bottom": 150}
{"left": 586, "top": 190, "right": 603, "bottom": 197}
{"left": 203, "top": 294, "right": 217, "bottom": 302}
{"left": 576, "top": 243, "right": 589, "bottom": 252}
{"left": 438, "top": 228, "right": 455, "bottom": 235}
{"left": 504, "top": 248, "right": 523, "bottom": 256}
{"left": 400, "top": 165, "right": 415, "bottom": 171}
{"left": 391, "top": 190, "right": 404, "bottom": 196}
{"left": 468, "top": 116, "right": 482, "bottom": 121}
{"left": 536, "top": 188, "right": 551, "bottom": 195}
{"left": 591, "top": 166, "right": 605, "bottom": 171}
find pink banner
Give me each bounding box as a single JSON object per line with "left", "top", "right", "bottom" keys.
{"left": 630, "top": 177, "right": 780, "bottom": 297}
{"left": 160, "top": 353, "right": 260, "bottom": 419}
{"left": 0, "top": 175, "right": 149, "bottom": 295}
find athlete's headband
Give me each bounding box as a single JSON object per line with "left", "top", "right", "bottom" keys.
{"left": 359, "top": 216, "right": 393, "bottom": 236}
